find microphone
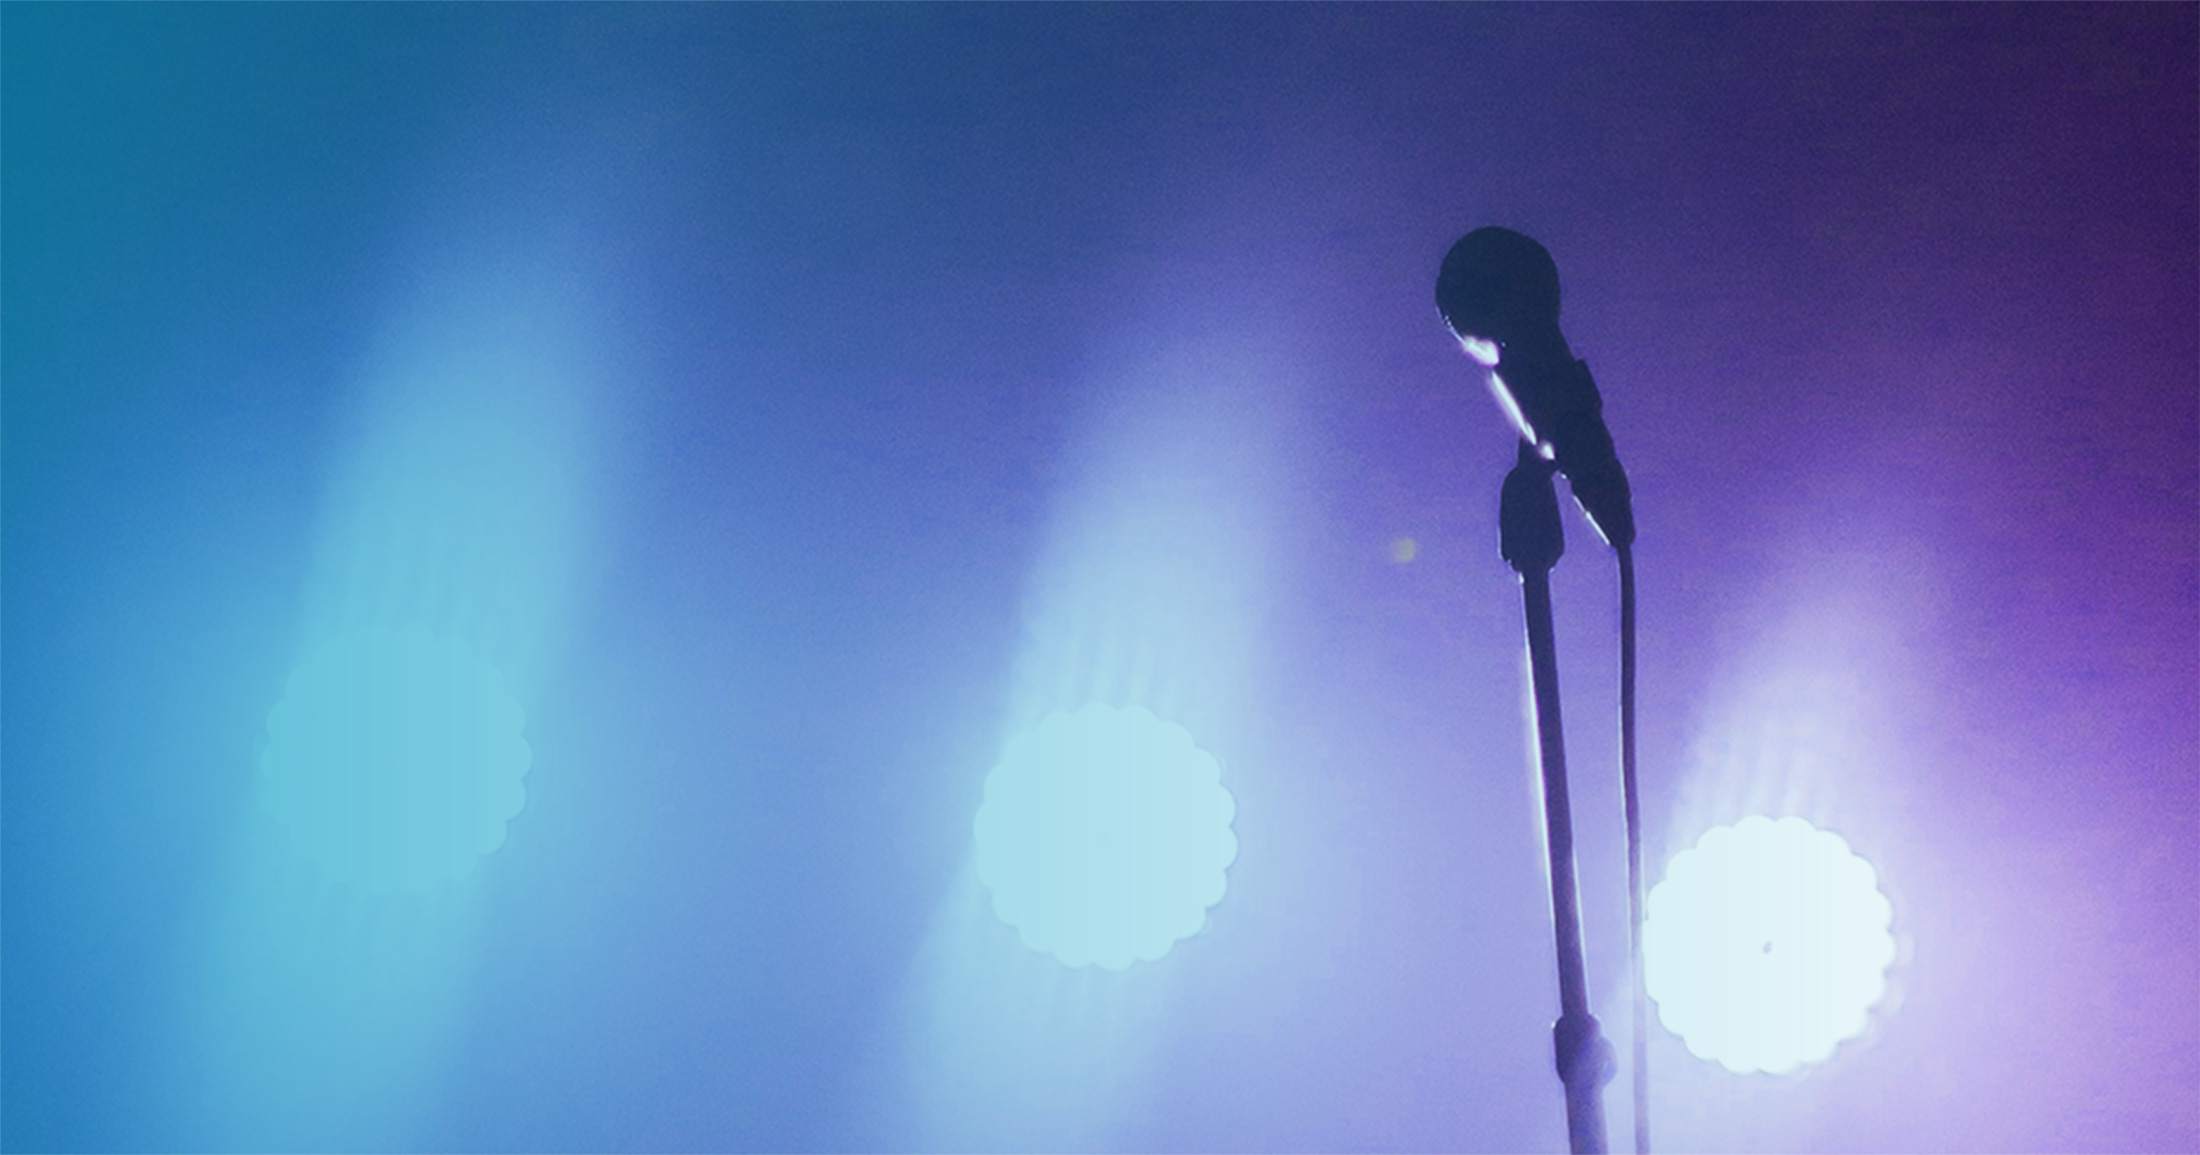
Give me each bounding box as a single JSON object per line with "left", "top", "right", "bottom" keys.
{"left": 1437, "top": 227, "right": 1635, "bottom": 548}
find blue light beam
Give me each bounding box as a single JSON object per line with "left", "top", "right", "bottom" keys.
{"left": 259, "top": 626, "right": 531, "bottom": 893}
{"left": 975, "top": 703, "right": 1238, "bottom": 970}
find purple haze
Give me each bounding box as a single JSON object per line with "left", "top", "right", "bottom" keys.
{"left": 4, "top": 5, "right": 2193, "bottom": 1152}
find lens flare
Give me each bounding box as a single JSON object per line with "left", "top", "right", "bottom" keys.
{"left": 973, "top": 703, "right": 1238, "bottom": 970}
{"left": 1644, "top": 815, "right": 1895, "bottom": 1074}
{"left": 258, "top": 626, "right": 531, "bottom": 892}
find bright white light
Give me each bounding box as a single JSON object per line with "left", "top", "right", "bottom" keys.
{"left": 259, "top": 626, "right": 531, "bottom": 892}
{"left": 1644, "top": 815, "right": 1895, "bottom": 1074}
{"left": 1456, "top": 334, "right": 1502, "bottom": 367}
{"left": 1481, "top": 370, "right": 1554, "bottom": 458}
{"left": 973, "top": 704, "right": 1237, "bottom": 970}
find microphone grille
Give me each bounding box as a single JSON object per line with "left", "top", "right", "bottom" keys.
{"left": 1436, "top": 227, "right": 1562, "bottom": 343}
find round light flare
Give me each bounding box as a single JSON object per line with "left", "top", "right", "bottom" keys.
{"left": 259, "top": 627, "right": 531, "bottom": 893}
{"left": 1644, "top": 815, "right": 1895, "bottom": 1075}
{"left": 973, "top": 704, "right": 1238, "bottom": 970}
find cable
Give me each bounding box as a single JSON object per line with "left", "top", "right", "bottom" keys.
{"left": 1617, "top": 541, "right": 1647, "bottom": 1155}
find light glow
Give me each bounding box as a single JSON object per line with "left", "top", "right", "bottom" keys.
{"left": 1644, "top": 815, "right": 1895, "bottom": 1074}
{"left": 1456, "top": 334, "right": 1502, "bottom": 367}
{"left": 259, "top": 626, "right": 531, "bottom": 892}
{"left": 973, "top": 703, "right": 1237, "bottom": 970}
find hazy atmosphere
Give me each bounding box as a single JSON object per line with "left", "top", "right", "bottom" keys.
{"left": 6, "top": 6, "right": 2195, "bottom": 1152}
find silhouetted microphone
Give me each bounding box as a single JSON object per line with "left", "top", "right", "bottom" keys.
{"left": 1438, "top": 227, "right": 1636, "bottom": 548}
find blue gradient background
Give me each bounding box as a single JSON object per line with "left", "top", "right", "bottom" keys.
{"left": 5, "top": 6, "right": 2194, "bottom": 1152}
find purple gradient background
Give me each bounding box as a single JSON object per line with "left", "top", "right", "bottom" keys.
{"left": 4, "top": 5, "right": 2194, "bottom": 1152}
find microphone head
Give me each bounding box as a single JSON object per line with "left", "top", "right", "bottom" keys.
{"left": 1435, "top": 227, "right": 1562, "bottom": 345}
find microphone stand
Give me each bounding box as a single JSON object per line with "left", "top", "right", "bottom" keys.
{"left": 1499, "top": 441, "right": 1615, "bottom": 1155}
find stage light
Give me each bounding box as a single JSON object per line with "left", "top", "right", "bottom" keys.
{"left": 973, "top": 703, "right": 1238, "bottom": 970}
{"left": 258, "top": 626, "right": 531, "bottom": 892}
{"left": 1644, "top": 815, "right": 1895, "bottom": 1075}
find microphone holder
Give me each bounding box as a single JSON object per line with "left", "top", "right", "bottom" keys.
{"left": 1499, "top": 441, "right": 1616, "bottom": 1155}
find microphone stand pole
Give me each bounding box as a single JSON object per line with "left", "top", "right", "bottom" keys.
{"left": 1500, "top": 441, "right": 1615, "bottom": 1155}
